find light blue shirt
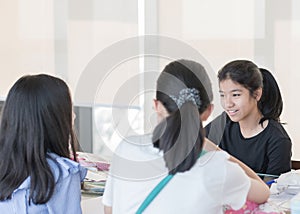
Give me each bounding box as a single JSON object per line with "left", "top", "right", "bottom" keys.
{"left": 0, "top": 153, "right": 87, "bottom": 214}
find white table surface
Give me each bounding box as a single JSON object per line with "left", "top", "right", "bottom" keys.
{"left": 82, "top": 195, "right": 104, "bottom": 214}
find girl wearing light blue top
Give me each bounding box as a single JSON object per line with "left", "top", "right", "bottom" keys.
{"left": 0, "top": 74, "right": 87, "bottom": 214}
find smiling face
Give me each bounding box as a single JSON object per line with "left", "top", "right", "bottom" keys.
{"left": 219, "top": 79, "right": 262, "bottom": 123}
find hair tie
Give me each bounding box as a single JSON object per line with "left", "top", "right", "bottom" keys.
{"left": 170, "top": 88, "right": 201, "bottom": 109}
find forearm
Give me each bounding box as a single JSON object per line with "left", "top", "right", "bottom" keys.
{"left": 204, "top": 138, "right": 269, "bottom": 203}
{"left": 104, "top": 206, "right": 112, "bottom": 214}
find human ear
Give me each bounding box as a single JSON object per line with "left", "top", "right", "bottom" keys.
{"left": 153, "top": 99, "right": 160, "bottom": 112}
{"left": 254, "top": 88, "right": 263, "bottom": 101}
{"left": 153, "top": 99, "right": 169, "bottom": 121}
{"left": 72, "top": 111, "right": 76, "bottom": 126}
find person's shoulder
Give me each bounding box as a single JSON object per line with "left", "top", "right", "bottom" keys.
{"left": 115, "top": 134, "right": 161, "bottom": 160}
{"left": 261, "top": 120, "right": 291, "bottom": 148}
{"left": 265, "top": 119, "right": 291, "bottom": 139}
{"left": 192, "top": 151, "right": 237, "bottom": 182}
{"left": 122, "top": 134, "right": 153, "bottom": 145}
{"left": 268, "top": 119, "right": 286, "bottom": 128}
{"left": 117, "top": 134, "right": 153, "bottom": 150}
{"left": 47, "top": 153, "right": 87, "bottom": 181}
{"left": 110, "top": 134, "right": 166, "bottom": 180}
{"left": 200, "top": 151, "right": 247, "bottom": 179}
{"left": 196, "top": 150, "right": 230, "bottom": 168}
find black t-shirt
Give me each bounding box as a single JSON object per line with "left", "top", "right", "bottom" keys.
{"left": 205, "top": 112, "right": 292, "bottom": 176}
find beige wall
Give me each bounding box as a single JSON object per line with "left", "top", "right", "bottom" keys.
{"left": 158, "top": 0, "right": 300, "bottom": 160}
{"left": 0, "top": 0, "right": 299, "bottom": 160}
{"left": 0, "top": 0, "right": 139, "bottom": 100}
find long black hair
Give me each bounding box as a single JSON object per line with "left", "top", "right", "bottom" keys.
{"left": 153, "top": 59, "right": 213, "bottom": 175}
{"left": 218, "top": 60, "right": 283, "bottom": 124}
{"left": 0, "top": 74, "right": 78, "bottom": 204}
{"left": 258, "top": 68, "right": 283, "bottom": 123}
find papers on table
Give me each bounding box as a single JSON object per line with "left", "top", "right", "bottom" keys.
{"left": 77, "top": 152, "right": 110, "bottom": 196}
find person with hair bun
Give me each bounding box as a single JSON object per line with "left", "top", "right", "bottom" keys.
{"left": 206, "top": 60, "right": 292, "bottom": 177}
{"left": 103, "top": 59, "right": 269, "bottom": 214}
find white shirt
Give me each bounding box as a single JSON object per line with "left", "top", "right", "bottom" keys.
{"left": 103, "top": 134, "right": 250, "bottom": 214}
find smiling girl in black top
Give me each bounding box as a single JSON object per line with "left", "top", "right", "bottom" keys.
{"left": 206, "top": 60, "right": 292, "bottom": 176}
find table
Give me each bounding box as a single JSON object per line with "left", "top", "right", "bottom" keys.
{"left": 80, "top": 159, "right": 107, "bottom": 214}
{"left": 263, "top": 169, "right": 300, "bottom": 213}
{"left": 263, "top": 184, "right": 300, "bottom": 214}
{"left": 79, "top": 153, "right": 300, "bottom": 214}
{"left": 81, "top": 195, "right": 104, "bottom": 214}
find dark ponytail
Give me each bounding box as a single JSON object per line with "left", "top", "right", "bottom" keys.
{"left": 258, "top": 68, "right": 283, "bottom": 123}
{"left": 153, "top": 101, "right": 204, "bottom": 175}
{"left": 153, "top": 59, "right": 212, "bottom": 175}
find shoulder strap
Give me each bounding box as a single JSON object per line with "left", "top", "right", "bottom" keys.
{"left": 136, "top": 150, "right": 207, "bottom": 213}
{"left": 136, "top": 174, "right": 173, "bottom": 214}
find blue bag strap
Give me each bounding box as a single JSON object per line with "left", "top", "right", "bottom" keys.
{"left": 136, "top": 150, "right": 207, "bottom": 213}
{"left": 136, "top": 174, "right": 173, "bottom": 214}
